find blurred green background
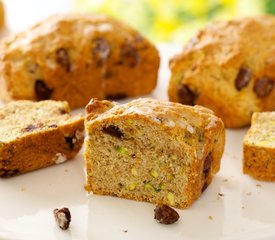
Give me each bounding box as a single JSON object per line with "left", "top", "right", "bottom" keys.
{"left": 74, "top": 0, "right": 275, "bottom": 43}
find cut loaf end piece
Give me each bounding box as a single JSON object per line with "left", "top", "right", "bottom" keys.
{"left": 84, "top": 98, "right": 225, "bottom": 209}
{"left": 0, "top": 100, "right": 84, "bottom": 177}
{"left": 243, "top": 111, "right": 275, "bottom": 181}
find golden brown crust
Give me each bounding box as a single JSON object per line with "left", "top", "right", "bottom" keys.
{"left": 84, "top": 98, "right": 225, "bottom": 209}
{"left": 0, "top": 13, "right": 160, "bottom": 109}
{"left": 169, "top": 16, "right": 275, "bottom": 128}
{"left": 243, "top": 111, "right": 275, "bottom": 181}
{"left": 0, "top": 100, "right": 84, "bottom": 177}
{"left": 0, "top": 1, "right": 4, "bottom": 30}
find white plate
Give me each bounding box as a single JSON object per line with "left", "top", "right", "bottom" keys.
{"left": 0, "top": 45, "right": 275, "bottom": 240}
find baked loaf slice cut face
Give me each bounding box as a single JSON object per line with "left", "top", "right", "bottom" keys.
{"left": 243, "top": 111, "right": 275, "bottom": 181}
{"left": 168, "top": 16, "right": 275, "bottom": 128}
{"left": 84, "top": 98, "right": 225, "bottom": 209}
{"left": 0, "top": 13, "right": 160, "bottom": 109}
{"left": 0, "top": 100, "right": 84, "bottom": 177}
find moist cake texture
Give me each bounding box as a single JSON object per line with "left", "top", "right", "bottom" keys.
{"left": 0, "top": 100, "right": 84, "bottom": 177}
{"left": 243, "top": 111, "right": 275, "bottom": 181}
{"left": 84, "top": 98, "right": 225, "bottom": 209}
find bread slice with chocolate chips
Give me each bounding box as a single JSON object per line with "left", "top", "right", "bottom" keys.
{"left": 243, "top": 111, "right": 275, "bottom": 181}
{"left": 84, "top": 98, "right": 225, "bottom": 209}
{"left": 168, "top": 16, "right": 275, "bottom": 128}
{"left": 0, "top": 100, "right": 84, "bottom": 177}
{"left": 0, "top": 13, "right": 160, "bottom": 109}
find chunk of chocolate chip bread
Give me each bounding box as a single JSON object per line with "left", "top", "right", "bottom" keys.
{"left": 0, "top": 100, "right": 84, "bottom": 177}
{"left": 0, "top": 13, "right": 160, "bottom": 109}
{"left": 84, "top": 98, "right": 225, "bottom": 209}
{"left": 243, "top": 111, "right": 275, "bottom": 181}
{"left": 168, "top": 16, "right": 275, "bottom": 128}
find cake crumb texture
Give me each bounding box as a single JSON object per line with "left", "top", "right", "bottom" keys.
{"left": 84, "top": 98, "right": 225, "bottom": 209}
{"left": 243, "top": 111, "right": 275, "bottom": 181}
{"left": 0, "top": 100, "right": 84, "bottom": 177}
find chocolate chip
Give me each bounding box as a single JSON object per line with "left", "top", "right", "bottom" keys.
{"left": 201, "top": 182, "right": 209, "bottom": 192}
{"left": 203, "top": 153, "right": 212, "bottom": 178}
{"left": 103, "top": 125, "right": 124, "bottom": 139}
{"left": 56, "top": 48, "right": 71, "bottom": 71}
{"left": 106, "top": 93, "right": 127, "bottom": 100}
{"left": 114, "top": 60, "right": 123, "bottom": 65}
{"left": 65, "top": 137, "right": 74, "bottom": 150}
{"left": 202, "top": 154, "right": 211, "bottom": 192}
{"left": 235, "top": 68, "right": 251, "bottom": 90}
{"left": 154, "top": 204, "right": 180, "bottom": 224}
{"left": 24, "top": 124, "right": 37, "bottom": 132}
{"left": 103, "top": 70, "right": 113, "bottom": 79}
{"left": 35, "top": 80, "right": 53, "bottom": 100}
{"left": 59, "top": 109, "right": 67, "bottom": 114}
{"left": 177, "top": 84, "right": 197, "bottom": 106}
{"left": 0, "top": 169, "right": 20, "bottom": 178}
{"left": 23, "top": 123, "right": 44, "bottom": 132}
{"left": 253, "top": 77, "right": 274, "bottom": 97}
{"left": 53, "top": 208, "right": 71, "bottom": 230}
{"left": 48, "top": 124, "right": 58, "bottom": 128}
{"left": 121, "top": 43, "right": 139, "bottom": 67}
{"left": 91, "top": 38, "right": 111, "bottom": 66}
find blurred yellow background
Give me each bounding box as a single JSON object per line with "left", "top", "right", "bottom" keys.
{"left": 73, "top": 0, "right": 275, "bottom": 43}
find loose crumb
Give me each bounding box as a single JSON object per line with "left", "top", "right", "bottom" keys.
{"left": 256, "top": 184, "right": 262, "bottom": 187}
{"left": 20, "top": 187, "right": 26, "bottom": 192}
{"left": 208, "top": 216, "right": 213, "bottom": 220}
{"left": 218, "top": 193, "right": 224, "bottom": 197}
{"left": 123, "top": 230, "right": 128, "bottom": 233}
{"left": 246, "top": 192, "right": 252, "bottom": 196}
{"left": 223, "top": 178, "right": 228, "bottom": 182}
{"left": 64, "top": 169, "right": 68, "bottom": 173}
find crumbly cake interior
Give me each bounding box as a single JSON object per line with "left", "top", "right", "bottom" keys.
{"left": 243, "top": 111, "right": 275, "bottom": 181}
{"left": 244, "top": 112, "right": 275, "bottom": 148}
{"left": 0, "top": 100, "right": 84, "bottom": 177}
{"left": 85, "top": 98, "right": 225, "bottom": 208}
{"left": 0, "top": 100, "right": 81, "bottom": 142}
{"left": 86, "top": 118, "right": 196, "bottom": 208}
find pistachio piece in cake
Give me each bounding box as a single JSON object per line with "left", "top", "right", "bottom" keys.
{"left": 84, "top": 98, "right": 225, "bottom": 209}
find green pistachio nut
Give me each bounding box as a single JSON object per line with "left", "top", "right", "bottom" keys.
{"left": 131, "top": 167, "right": 138, "bottom": 176}
{"left": 150, "top": 169, "right": 158, "bottom": 178}
{"left": 128, "top": 182, "right": 137, "bottom": 191}
{"left": 167, "top": 192, "right": 175, "bottom": 206}
{"left": 144, "top": 182, "right": 155, "bottom": 191}
{"left": 116, "top": 146, "right": 128, "bottom": 155}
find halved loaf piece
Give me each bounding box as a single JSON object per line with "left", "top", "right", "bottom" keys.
{"left": 0, "top": 100, "right": 84, "bottom": 177}
{"left": 84, "top": 98, "right": 225, "bottom": 209}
